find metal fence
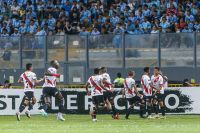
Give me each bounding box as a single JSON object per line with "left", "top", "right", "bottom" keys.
{"left": 0, "top": 33, "right": 199, "bottom": 84}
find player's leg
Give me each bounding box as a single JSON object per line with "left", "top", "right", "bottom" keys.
{"left": 125, "top": 98, "right": 134, "bottom": 119}
{"left": 146, "top": 96, "right": 154, "bottom": 119}
{"left": 109, "top": 95, "right": 118, "bottom": 119}
{"left": 16, "top": 94, "right": 29, "bottom": 121}
{"left": 158, "top": 94, "right": 166, "bottom": 119}
{"left": 39, "top": 87, "right": 51, "bottom": 117}
{"left": 25, "top": 92, "right": 36, "bottom": 118}
{"left": 139, "top": 99, "right": 146, "bottom": 118}
{"left": 91, "top": 96, "right": 98, "bottom": 121}
{"left": 54, "top": 90, "right": 65, "bottom": 121}
{"left": 152, "top": 95, "right": 159, "bottom": 118}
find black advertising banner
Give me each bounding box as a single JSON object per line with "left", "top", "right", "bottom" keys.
{"left": 0, "top": 88, "right": 199, "bottom": 115}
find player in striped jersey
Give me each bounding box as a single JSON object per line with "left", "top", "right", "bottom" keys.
{"left": 141, "top": 67, "right": 154, "bottom": 119}
{"left": 122, "top": 71, "right": 144, "bottom": 119}
{"left": 85, "top": 68, "right": 105, "bottom": 122}
{"left": 100, "top": 67, "right": 119, "bottom": 119}
{"left": 16, "top": 63, "right": 43, "bottom": 121}
{"left": 151, "top": 67, "right": 167, "bottom": 119}
{"left": 39, "top": 60, "right": 65, "bottom": 121}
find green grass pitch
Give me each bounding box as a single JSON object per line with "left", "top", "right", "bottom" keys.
{"left": 0, "top": 115, "right": 200, "bottom": 133}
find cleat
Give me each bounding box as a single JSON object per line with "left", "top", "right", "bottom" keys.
{"left": 57, "top": 113, "right": 65, "bottom": 121}
{"left": 125, "top": 116, "right": 130, "bottom": 120}
{"left": 92, "top": 119, "right": 97, "bottom": 122}
{"left": 16, "top": 112, "right": 20, "bottom": 121}
{"left": 147, "top": 115, "right": 155, "bottom": 119}
{"left": 112, "top": 113, "right": 120, "bottom": 120}
{"left": 39, "top": 109, "right": 48, "bottom": 117}
{"left": 25, "top": 111, "right": 31, "bottom": 118}
{"left": 153, "top": 114, "right": 160, "bottom": 119}
{"left": 159, "top": 116, "right": 166, "bottom": 119}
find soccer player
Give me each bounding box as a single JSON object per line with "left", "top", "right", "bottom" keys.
{"left": 151, "top": 67, "right": 166, "bottom": 119}
{"left": 39, "top": 60, "right": 65, "bottom": 121}
{"left": 141, "top": 67, "right": 153, "bottom": 119}
{"left": 100, "top": 67, "right": 119, "bottom": 119}
{"left": 85, "top": 68, "right": 105, "bottom": 122}
{"left": 16, "top": 63, "right": 43, "bottom": 121}
{"left": 122, "top": 71, "right": 144, "bottom": 119}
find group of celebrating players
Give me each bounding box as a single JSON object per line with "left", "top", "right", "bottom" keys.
{"left": 15, "top": 60, "right": 168, "bottom": 122}
{"left": 86, "top": 66, "right": 168, "bottom": 121}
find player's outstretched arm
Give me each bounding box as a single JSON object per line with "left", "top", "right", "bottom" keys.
{"left": 34, "top": 78, "right": 44, "bottom": 84}
{"left": 18, "top": 77, "right": 23, "bottom": 83}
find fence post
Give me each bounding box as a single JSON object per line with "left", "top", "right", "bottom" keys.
{"left": 44, "top": 35, "right": 48, "bottom": 67}
{"left": 85, "top": 35, "right": 89, "bottom": 82}
{"left": 65, "top": 35, "right": 69, "bottom": 84}
{"left": 194, "top": 32, "right": 197, "bottom": 68}
{"left": 158, "top": 32, "right": 161, "bottom": 68}
{"left": 122, "top": 33, "right": 125, "bottom": 69}
{"left": 19, "top": 35, "right": 22, "bottom": 69}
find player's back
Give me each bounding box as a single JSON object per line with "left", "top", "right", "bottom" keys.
{"left": 124, "top": 77, "right": 136, "bottom": 98}
{"left": 101, "top": 73, "right": 111, "bottom": 84}
{"left": 151, "top": 75, "right": 163, "bottom": 89}
{"left": 43, "top": 67, "right": 57, "bottom": 88}
{"left": 141, "top": 74, "right": 152, "bottom": 96}
{"left": 88, "top": 75, "right": 103, "bottom": 96}
{"left": 20, "top": 71, "right": 37, "bottom": 92}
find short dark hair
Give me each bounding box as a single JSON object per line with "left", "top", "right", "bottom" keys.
{"left": 94, "top": 68, "right": 99, "bottom": 74}
{"left": 154, "top": 67, "right": 160, "bottom": 71}
{"left": 26, "top": 63, "right": 32, "bottom": 70}
{"left": 117, "top": 73, "right": 121, "bottom": 78}
{"left": 144, "top": 67, "right": 150, "bottom": 73}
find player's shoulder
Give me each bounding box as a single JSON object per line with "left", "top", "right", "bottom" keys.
{"left": 48, "top": 67, "right": 57, "bottom": 72}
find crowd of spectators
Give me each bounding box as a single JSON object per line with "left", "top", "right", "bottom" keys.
{"left": 0, "top": 0, "right": 200, "bottom": 37}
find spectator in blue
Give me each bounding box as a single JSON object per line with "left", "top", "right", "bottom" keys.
{"left": 143, "top": 4, "right": 151, "bottom": 17}
{"left": 160, "top": 17, "right": 170, "bottom": 32}
{"left": 27, "top": 19, "right": 37, "bottom": 34}
{"left": 110, "top": 12, "right": 120, "bottom": 26}
{"left": 63, "top": 0, "right": 72, "bottom": 16}
{"left": 12, "top": 17, "right": 21, "bottom": 28}
{"left": 182, "top": 25, "right": 193, "bottom": 33}
{"left": 80, "top": 6, "right": 91, "bottom": 23}
{"left": 194, "top": 20, "right": 200, "bottom": 32}
{"left": 35, "top": 26, "right": 46, "bottom": 48}
{"left": 185, "top": 10, "right": 195, "bottom": 22}
{"left": 47, "top": 14, "right": 56, "bottom": 31}
{"left": 19, "top": 21, "right": 27, "bottom": 34}
{"left": 140, "top": 16, "right": 151, "bottom": 33}
{"left": 167, "top": 12, "right": 178, "bottom": 23}
{"left": 126, "top": 20, "right": 135, "bottom": 32}
{"left": 79, "top": 26, "right": 90, "bottom": 36}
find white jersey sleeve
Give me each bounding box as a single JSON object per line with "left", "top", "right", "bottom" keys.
{"left": 43, "top": 67, "right": 57, "bottom": 88}
{"left": 20, "top": 71, "right": 37, "bottom": 92}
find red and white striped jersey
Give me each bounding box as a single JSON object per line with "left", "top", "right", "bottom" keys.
{"left": 141, "top": 75, "right": 152, "bottom": 96}
{"left": 87, "top": 75, "right": 103, "bottom": 96}
{"left": 151, "top": 75, "right": 164, "bottom": 94}
{"left": 20, "top": 71, "right": 37, "bottom": 92}
{"left": 124, "top": 77, "right": 136, "bottom": 98}
{"left": 101, "top": 73, "right": 112, "bottom": 91}
{"left": 43, "top": 67, "right": 57, "bottom": 88}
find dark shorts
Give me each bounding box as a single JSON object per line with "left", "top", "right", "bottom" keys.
{"left": 153, "top": 93, "right": 164, "bottom": 102}
{"left": 143, "top": 95, "right": 153, "bottom": 102}
{"left": 24, "top": 91, "right": 34, "bottom": 100}
{"left": 127, "top": 96, "right": 142, "bottom": 105}
{"left": 92, "top": 95, "right": 104, "bottom": 107}
{"left": 103, "top": 91, "right": 114, "bottom": 101}
{"left": 42, "top": 87, "right": 60, "bottom": 97}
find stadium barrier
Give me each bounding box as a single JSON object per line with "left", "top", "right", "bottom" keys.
{"left": 0, "top": 87, "right": 199, "bottom": 115}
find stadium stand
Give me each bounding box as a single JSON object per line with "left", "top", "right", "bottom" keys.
{"left": 0, "top": 0, "right": 199, "bottom": 36}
